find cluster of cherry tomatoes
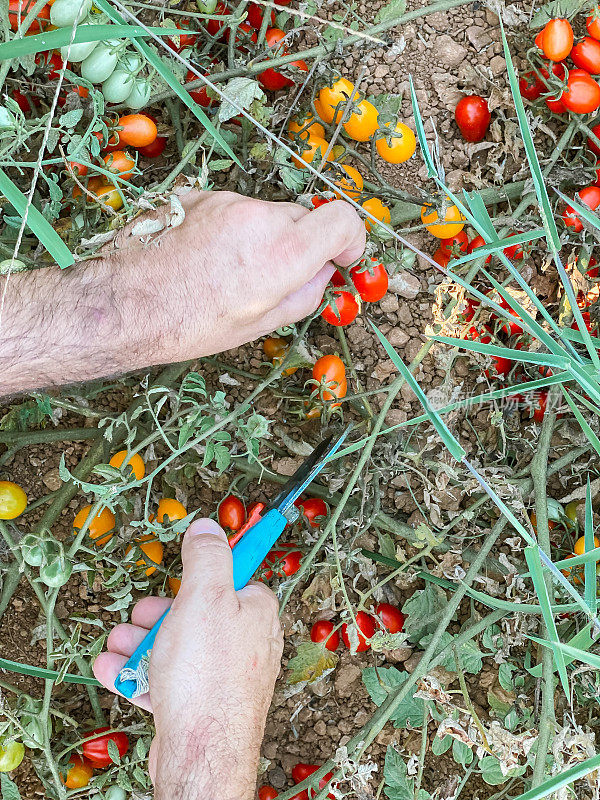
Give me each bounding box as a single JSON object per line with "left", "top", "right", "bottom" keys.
{"left": 62, "top": 728, "right": 129, "bottom": 789}
{"left": 520, "top": 11, "right": 600, "bottom": 116}
{"left": 319, "top": 255, "right": 390, "bottom": 327}
{"left": 259, "top": 762, "right": 337, "bottom": 800}
{"left": 311, "top": 602, "right": 406, "bottom": 653}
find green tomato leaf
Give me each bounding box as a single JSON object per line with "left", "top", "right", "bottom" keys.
{"left": 59, "top": 109, "right": 84, "bottom": 129}
{"left": 479, "top": 755, "right": 526, "bottom": 786}
{"left": 362, "top": 667, "right": 424, "bottom": 727}
{"left": 375, "top": 0, "right": 407, "bottom": 24}
{"left": 287, "top": 642, "right": 338, "bottom": 685}
{"left": 419, "top": 632, "right": 484, "bottom": 674}
{"left": 401, "top": 584, "right": 450, "bottom": 643}
{"left": 452, "top": 738, "right": 474, "bottom": 767}
{"left": 383, "top": 747, "right": 413, "bottom": 800}
{"left": 0, "top": 774, "right": 21, "bottom": 800}
{"left": 218, "top": 77, "right": 265, "bottom": 123}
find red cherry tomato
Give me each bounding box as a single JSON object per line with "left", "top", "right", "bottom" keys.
{"left": 375, "top": 603, "right": 406, "bottom": 633}
{"left": 138, "top": 136, "right": 166, "bottom": 157}
{"left": 11, "top": 88, "right": 40, "bottom": 113}
{"left": 571, "top": 36, "right": 600, "bottom": 73}
{"left": 82, "top": 728, "right": 129, "bottom": 768}
{"left": 258, "top": 28, "right": 307, "bottom": 91}
{"left": 292, "top": 764, "right": 335, "bottom": 799}
{"left": 467, "top": 234, "right": 492, "bottom": 263}
{"left": 519, "top": 71, "right": 544, "bottom": 100}
{"left": 247, "top": 2, "right": 275, "bottom": 28}
{"left": 588, "top": 122, "right": 600, "bottom": 155}
{"left": 295, "top": 497, "right": 328, "bottom": 527}
{"left": 588, "top": 7, "right": 600, "bottom": 41}
{"left": 486, "top": 356, "right": 513, "bottom": 379}
{"left": 223, "top": 20, "right": 257, "bottom": 50}
{"left": 263, "top": 546, "right": 302, "bottom": 579}
{"left": 540, "top": 18, "right": 574, "bottom": 61}
{"left": 572, "top": 310, "right": 598, "bottom": 336}
{"left": 350, "top": 258, "right": 388, "bottom": 302}
{"left": 321, "top": 290, "right": 359, "bottom": 326}
{"left": 562, "top": 69, "right": 600, "bottom": 113}
{"left": 341, "top": 611, "right": 376, "bottom": 652}
{"left": 439, "top": 230, "right": 469, "bottom": 258}
{"left": 562, "top": 185, "right": 600, "bottom": 231}
{"left": 433, "top": 248, "right": 450, "bottom": 267}
{"left": 186, "top": 71, "right": 215, "bottom": 107}
{"left": 454, "top": 95, "right": 491, "bottom": 143}
{"left": 258, "top": 788, "right": 279, "bottom": 800}
{"left": 168, "top": 18, "right": 199, "bottom": 51}
{"left": 310, "top": 620, "right": 340, "bottom": 651}
{"left": 206, "top": 1, "right": 229, "bottom": 36}
{"left": 503, "top": 232, "right": 527, "bottom": 260}
{"left": 218, "top": 495, "right": 246, "bottom": 531}
{"left": 9, "top": 0, "right": 50, "bottom": 32}
{"left": 311, "top": 196, "right": 334, "bottom": 208}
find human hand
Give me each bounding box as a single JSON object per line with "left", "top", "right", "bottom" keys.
{"left": 93, "top": 519, "right": 283, "bottom": 800}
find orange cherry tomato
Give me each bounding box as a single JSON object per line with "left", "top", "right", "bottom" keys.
{"left": 574, "top": 534, "right": 600, "bottom": 554}
{"left": 62, "top": 755, "right": 93, "bottom": 789}
{"left": 73, "top": 505, "right": 116, "bottom": 546}
{"left": 342, "top": 99, "right": 379, "bottom": 142}
{"left": 126, "top": 536, "right": 164, "bottom": 576}
{"left": 421, "top": 197, "right": 465, "bottom": 238}
{"left": 156, "top": 498, "right": 187, "bottom": 523}
{"left": 168, "top": 575, "right": 181, "bottom": 596}
{"left": 292, "top": 135, "right": 333, "bottom": 169}
{"left": 117, "top": 114, "right": 157, "bottom": 148}
{"left": 540, "top": 18, "right": 574, "bottom": 61}
{"left": 312, "top": 354, "right": 346, "bottom": 402}
{"left": 103, "top": 150, "right": 135, "bottom": 180}
{"left": 288, "top": 114, "right": 325, "bottom": 141}
{"left": 332, "top": 164, "right": 363, "bottom": 200}
{"left": 263, "top": 336, "right": 288, "bottom": 360}
{"left": 375, "top": 121, "right": 416, "bottom": 163}
{"left": 109, "top": 450, "right": 145, "bottom": 480}
{"left": 68, "top": 161, "right": 88, "bottom": 176}
{"left": 361, "top": 197, "right": 391, "bottom": 232}
{"left": 317, "top": 77, "right": 355, "bottom": 124}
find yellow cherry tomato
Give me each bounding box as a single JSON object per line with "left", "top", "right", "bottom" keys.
{"left": 73, "top": 505, "right": 116, "bottom": 546}
{"left": 109, "top": 450, "right": 145, "bottom": 480}
{"left": 62, "top": 755, "right": 93, "bottom": 789}
{"left": 421, "top": 197, "right": 465, "bottom": 238}
{"left": 156, "top": 498, "right": 187, "bottom": 523}
{"left": 126, "top": 536, "right": 164, "bottom": 576}
{"left": 342, "top": 99, "right": 379, "bottom": 142}
{"left": 574, "top": 534, "right": 600, "bottom": 555}
{"left": 362, "top": 197, "right": 391, "bottom": 232}
{"left": 565, "top": 501, "right": 579, "bottom": 523}
{"left": 288, "top": 114, "right": 325, "bottom": 141}
{"left": 95, "top": 183, "right": 123, "bottom": 211}
{"left": 332, "top": 164, "right": 364, "bottom": 200}
{"left": 0, "top": 481, "right": 27, "bottom": 520}
{"left": 168, "top": 575, "right": 181, "bottom": 596}
{"left": 317, "top": 77, "right": 355, "bottom": 124}
{"left": 292, "top": 135, "right": 334, "bottom": 169}
{"left": 376, "top": 122, "right": 416, "bottom": 164}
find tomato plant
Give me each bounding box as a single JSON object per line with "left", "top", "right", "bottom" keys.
{"left": 350, "top": 258, "right": 388, "bottom": 302}
{"left": 454, "top": 95, "right": 491, "bottom": 142}
{"left": 341, "top": 611, "right": 376, "bottom": 651}
{"left": 321, "top": 290, "right": 359, "bottom": 326}
{"left": 0, "top": 481, "right": 27, "bottom": 520}
{"left": 82, "top": 728, "right": 129, "bottom": 768}
{"left": 218, "top": 495, "right": 246, "bottom": 531}
{"left": 310, "top": 620, "right": 339, "bottom": 650}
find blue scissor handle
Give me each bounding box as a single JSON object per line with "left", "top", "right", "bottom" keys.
{"left": 114, "top": 507, "right": 288, "bottom": 698}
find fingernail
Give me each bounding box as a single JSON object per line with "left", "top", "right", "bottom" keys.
{"left": 186, "top": 518, "right": 228, "bottom": 541}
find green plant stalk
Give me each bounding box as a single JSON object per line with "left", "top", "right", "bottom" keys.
{"left": 0, "top": 427, "right": 100, "bottom": 446}
{"left": 0, "top": 561, "right": 20, "bottom": 619}
{"left": 41, "top": 589, "right": 64, "bottom": 798}
{"left": 414, "top": 699, "right": 429, "bottom": 799}
{"left": 530, "top": 384, "right": 559, "bottom": 789}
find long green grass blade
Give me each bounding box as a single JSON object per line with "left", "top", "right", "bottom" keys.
{"left": 433, "top": 336, "right": 570, "bottom": 370}
{"left": 94, "top": 0, "right": 240, "bottom": 166}
{"left": 555, "top": 187, "right": 600, "bottom": 232}
{"left": 0, "top": 24, "right": 178, "bottom": 60}
{"left": 0, "top": 168, "right": 74, "bottom": 268}
{"left": 0, "top": 657, "right": 101, "bottom": 686}
{"left": 499, "top": 19, "right": 560, "bottom": 250}
{"left": 529, "top": 634, "right": 600, "bottom": 671}
{"left": 510, "top": 752, "right": 600, "bottom": 800}
{"left": 524, "top": 545, "right": 569, "bottom": 696}
{"left": 561, "top": 388, "right": 600, "bottom": 459}
{"left": 449, "top": 229, "right": 545, "bottom": 267}
{"left": 584, "top": 479, "right": 596, "bottom": 615}
{"left": 528, "top": 623, "right": 594, "bottom": 677}
{"left": 370, "top": 323, "right": 465, "bottom": 461}
{"left": 409, "top": 75, "right": 436, "bottom": 178}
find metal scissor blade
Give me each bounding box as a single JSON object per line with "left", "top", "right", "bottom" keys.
{"left": 268, "top": 426, "right": 352, "bottom": 516}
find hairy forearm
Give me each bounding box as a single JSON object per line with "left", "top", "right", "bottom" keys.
{"left": 0, "top": 258, "right": 162, "bottom": 397}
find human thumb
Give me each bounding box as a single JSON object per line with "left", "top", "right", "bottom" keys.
{"left": 179, "top": 518, "right": 235, "bottom": 602}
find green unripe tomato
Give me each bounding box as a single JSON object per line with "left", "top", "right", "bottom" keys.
{"left": 105, "top": 787, "right": 127, "bottom": 800}
{"left": 546, "top": 497, "right": 563, "bottom": 522}
{"left": 101, "top": 53, "right": 141, "bottom": 103}
{"left": 0, "top": 106, "right": 15, "bottom": 129}
{"left": 0, "top": 259, "right": 28, "bottom": 273}
{"left": 61, "top": 31, "right": 98, "bottom": 63}
{"left": 50, "top": 0, "right": 92, "bottom": 27}
{"left": 39, "top": 553, "right": 72, "bottom": 588}
{"left": 20, "top": 534, "right": 46, "bottom": 567}
{"left": 197, "top": 0, "right": 218, "bottom": 12}
{"left": 125, "top": 78, "right": 152, "bottom": 110}
{"left": 0, "top": 740, "right": 25, "bottom": 773}
{"left": 81, "top": 40, "right": 122, "bottom": 84}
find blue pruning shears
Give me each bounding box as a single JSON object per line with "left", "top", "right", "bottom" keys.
{"left": 114, "top": 426, "right": 351, "bottom": 699}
